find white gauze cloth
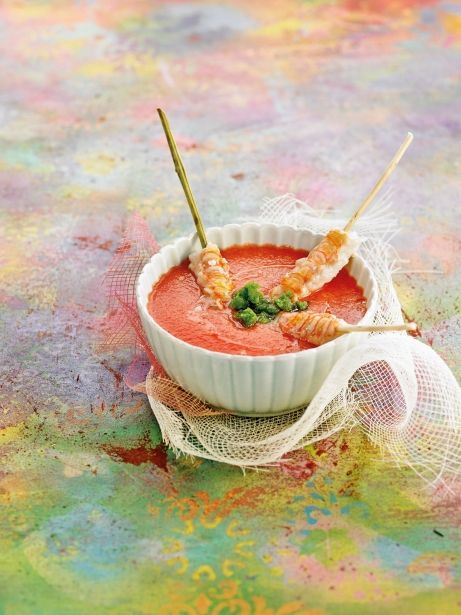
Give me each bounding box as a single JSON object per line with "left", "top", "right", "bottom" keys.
{"left": 145, "top": 194, "right": 461, "bottom": 489}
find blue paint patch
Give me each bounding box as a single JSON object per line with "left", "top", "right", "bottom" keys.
{"left": 442, "top": 3, "right": 461, "bottom": 17}
{"left": 366, "top": 536, "right": 444, "bottom": 589}
{"left": 340, "top": 501, "right": 369, "bottom": 518}
{"left": 420, "top": 8, "right": 437, "bottom": 25}
{"left": 41, "top": 504, "right": 139, "bottom": 581}
{"left": 304, "top": 505, "right": 332, "bottom": 525}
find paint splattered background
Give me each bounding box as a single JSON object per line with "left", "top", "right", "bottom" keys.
{"left": 1, "top": 1, "right": 460, "bottom": 613}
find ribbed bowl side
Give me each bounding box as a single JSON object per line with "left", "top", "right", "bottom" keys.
{"left": 136, "top": 223, "right": 379, "bottom": 415}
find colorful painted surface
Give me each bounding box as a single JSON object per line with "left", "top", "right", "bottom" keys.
{"left": 1, "top": 1, "right": 460, "bottom": 613}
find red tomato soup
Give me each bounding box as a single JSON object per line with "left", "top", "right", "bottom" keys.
{"left": 148, "top": 244, "right": 367, "bottom": 356}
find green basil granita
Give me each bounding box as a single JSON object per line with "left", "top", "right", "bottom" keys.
{"left": 230, "top": 282, "right": 309, "bottom": 328}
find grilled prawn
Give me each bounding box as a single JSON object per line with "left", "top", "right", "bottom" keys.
{"left": 271, "top": 229, "right": 362, "bottom": 301}
{"left": 271, "top": 132, "right": 414, "bottom": 301}
{"left": 278, "top": 310, "right": 346, "bottom": 346}
{"left": 279, "top": 310, "right": 417, "bottom": 346}
{"left": 189, "top": 243, "right": 234, "bottom": 308}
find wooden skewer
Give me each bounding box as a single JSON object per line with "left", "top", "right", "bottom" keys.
{"left": 337, "top": 322, "right": 417, "bottom": 334}
{"left": 343, "top": 132, "right": 414, "bottom": 233}
{"left": 157, "top": 108, "right": 208, "bottom": 248}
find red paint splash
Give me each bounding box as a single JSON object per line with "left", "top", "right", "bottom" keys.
{"left": 75, "top": 236, "right": 113, "bottom": 251}
{"left": 314, "top": 437, "right": 351, "bottom": 456}
{"left": 279, "top": 450, "right": 317, "bottom": 480}
{"left": 314, "top": 438, "right": 336, "bottom": 456}
{"left": 103, "top": 437, "right": 168, "bottom": 472}
{"left": 97, "top": 212, "right": 160, "bottom": 369}
{"left": 100, "top": 360, "right": 123, "bottom": 386}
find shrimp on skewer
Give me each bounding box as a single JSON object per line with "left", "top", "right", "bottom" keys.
{"left": 279, "top": 310, "right": 417, "bottom": 347}
{"left": 157, "top": 108, "right": 234, "bottom": 308}
{"left": 272, "top": 133, "right": 414, "bottom": 300}
{"left": 279, "top": 311, "right": 345, "bottom": 346}
{"left": 189, "top": 243, "right": 234, "bottom": 308}
{"left": 271, "top": 229, "right": 361, "bottom": 300}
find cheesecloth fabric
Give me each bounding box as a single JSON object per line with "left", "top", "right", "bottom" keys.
{"left": 104, "top": 197, "right": 461, "bottom": 489}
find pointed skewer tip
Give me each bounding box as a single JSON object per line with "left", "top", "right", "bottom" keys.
{"left": 343, "top": 131, "right": 415, "bottom": 233}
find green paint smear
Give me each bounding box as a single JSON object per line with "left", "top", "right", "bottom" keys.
{"left": 300, "top": 528, "right": 358, "bottom": 566}
{"left": 1, "top": 142, "right": 55, "bottom": 174}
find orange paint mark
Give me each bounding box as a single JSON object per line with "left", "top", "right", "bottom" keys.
{"left": 343, "top": 0, "right": 438, "bottom": 15}
{"left": 103, "top": 437, "right": 168, "bottom": 471}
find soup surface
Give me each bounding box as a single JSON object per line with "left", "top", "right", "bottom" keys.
{"left": 148, "top": 244, "right": 367, "bottom": 356}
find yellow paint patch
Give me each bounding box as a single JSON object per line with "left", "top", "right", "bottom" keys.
{"left": 192, "top": 565, "right": 216, "bottom": 581}
{"left": 78, "top": 153, "right": 120, "bottom": 176}
{"left": 0, "top": 423, "right": 23, "bottom": 445}
{"left": 59, "top": 184, "right": 93, "bottom": 200}
{"left": 226, "top": 519, "right": 250, "bottom": 537}
{"left": 6, "top": 4, "right": 51, "bottom": 19}
{"left": 234, "top": 540, "right": 255, "bottom": 558}
{"left": 29, "top": 285, "right": 58, "bottom": 310}
{"left": 60, "top": 38, "right": 87, "bottom": 53}
{"left": 0, "top": 474, "right": 29, "bottom": 503}
{"left": 442, "top": 12, "right": 461, "bottom": 39}
{"left": 122, "top": 53, "right": 157, "bottom": 78}
{"left": 79, "top": 59, "right": 116, "bottom": 77}
{"left": 321, "top": 531, "right": 358, "bottom": 567}
{"left": 63, "top": 465, "right": 84, "bottom": 478}
{"left": 257, "top": 18, "right": 303, "bottom": 37}
{"left": 127, "top": 193, "right": 181, "bottom": 217}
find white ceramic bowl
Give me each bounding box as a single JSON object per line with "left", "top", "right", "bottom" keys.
{"left": 136, "top": 223, "right": 378, "bottom": 416}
